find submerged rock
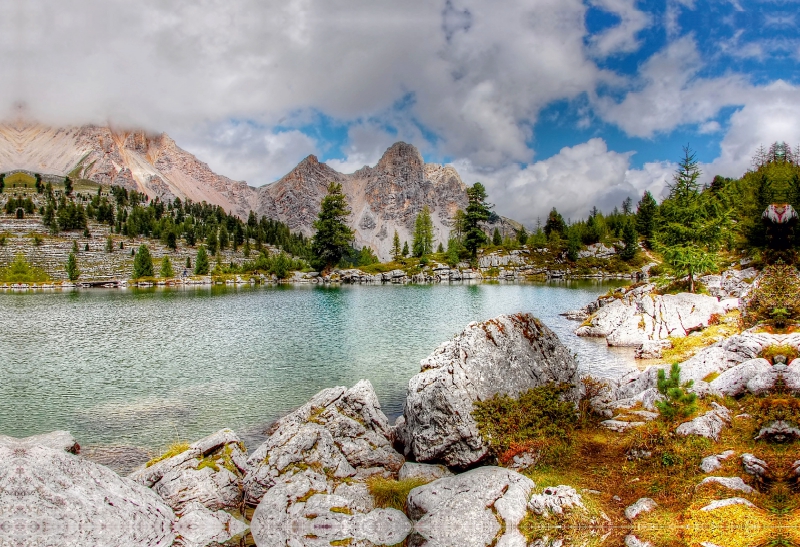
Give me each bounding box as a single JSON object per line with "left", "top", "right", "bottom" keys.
{"left": 398, "top": 313, "right": 578, "bottom": 467}
{"left": 0, "top": 436, "right": 175, "bottom": 547}
{"left": 407, "top": 466, "right": 534, "bottom": 547}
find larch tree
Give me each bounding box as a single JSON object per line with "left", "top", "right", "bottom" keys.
{"left": 311, "top": 182, "right": 354, "bottom": 270}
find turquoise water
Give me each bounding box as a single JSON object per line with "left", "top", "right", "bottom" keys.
{"left": 0, "top": 281, "right": 635, "bottom": 451}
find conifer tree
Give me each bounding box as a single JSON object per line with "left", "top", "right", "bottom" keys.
{"left": 464, "top": 182, "right": 492, "bottom": 257}
{"left": 402, "top": 241, "right": 409, "bottom": 257}
{"left": 311, "top": 182, "right": 353, "bottom": 270}
{"left": 132, "top": 244, "right": 154, "bottom": 279}
{"left": 635, "top": 191, "right": 658, "bottom": 248}
{"left": 194, "top": 245, "right": 209, "bottom": 275}
{"left": 160, "top": 256, "right": 174, "bottom": 278}
{"left": 392, "top": 230, "right": 402, "bottom": 261}
{"left": 412, "top": 205, "right": 434, "bottom": 257}
{"left": 492, "top": 227, "right": 502, "bottom": 246}
{"left": 65, "top": 252, "right": 79, "bottom": 281}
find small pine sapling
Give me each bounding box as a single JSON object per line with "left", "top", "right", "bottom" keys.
{"left": 655, "top": 363, "right": 698, "bottom": 420}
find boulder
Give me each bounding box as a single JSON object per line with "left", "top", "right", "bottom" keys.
{"left": 699, "top": 476, "right": 755, "bottom": 494}
{"left": 675, "top": 403, "right": 731, "bottom": 441}
{"left": 407, "top": 466, "right": 534, "bottom": 547}
{"left": 625, "top": 535, "right": 655, "bottom": 547}
{"left": 741, "top": 454, "right": 769, "bottom": 478}
{"left": 528, "top": 485, "right": 585, "bottom": 517}
{"left": 755, "top": 420, "right": 800, "bottom": 442}
{"left": 244, "top": 380, "right": 403, "bottom": 506}
{"left": 0, "top": 437, "right": 175, "bottom": 547}
{"left": 624, "top": 497, "right": 657, "bottom": 520}
{"left": 700, "top": 450, "right": 735, "bottom": 473}
{"left": 398, "top": 313, "right": 578, "bottom": 467}
{"left": 635, "top": 340, "right": 672, "bottom": 359}
{"left": 250, "top": 488, "right": 411, "bottom": 547}
{"left": 0, "top": 430, "right": 80, "bottom": 453}
{"left": 398, "top": 462, "right": 452, "bottom": 482}
{"left": 700, "top": 498, "right": 756, "bottom": 512}
{"left": 174, "top": 502, "right": 249, "bottom": 547}
{"left": 129, "top": 428, "right": 248, "bottom": 513}
{"left": 709, "top": 358, "right": 773, "bottom": 396}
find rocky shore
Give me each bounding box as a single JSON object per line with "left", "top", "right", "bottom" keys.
{"left": 3, "top": 290, "right": 799, "bottom": 546}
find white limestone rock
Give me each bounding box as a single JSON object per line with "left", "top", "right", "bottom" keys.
{"left": 675, "top": 403, "right": 731, "bottom": 441}
{"left": 407, "top": 466, "right": 535, "bottom": 547}
{"left": 244, "top": 380, "right": 404, "bottom": 506}
{"left": 398, "top": 313, "right": 578, "bottom": 467}
{"left": 700, "top": 450, "right": 735, "bottom": 473}
{"left": 700, "top": 498, "right": 756, "bottom": 512}
{"left": 0, "top": 438, "right": 175, "bottom": 547}
{"left": 398, "top": 462, "right": 452, "bottom": 482}
{"left": 709, "top": 358, "right": 773, "bottom": 396}
{"left": 699, "top": 476, "right": 755, "bottom": 494}
{"left": 528, "top": 485, "right": 585, "bottom": 517}
{"left": 624, "top": 497, "right": 657, "bottom": 520}
{"left": 129, "top": 428, "right": 248, "bottom": 513}
{"left": 173, "top": 502, "right": 248, "bottom": 547}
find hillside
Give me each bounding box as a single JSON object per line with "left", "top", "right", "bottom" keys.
{"left": 0, "top": 121, "right": 482, "bottom": 260}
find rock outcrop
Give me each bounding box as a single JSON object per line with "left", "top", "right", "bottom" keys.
{"left": 675, "top": 403, "right": 731, "bottom": 441}
{"left": 397, "top": 313, "right": 579, "bottom": 467}
{"left": 244, "top": 380, "right": 404, "bottom": 506}
{"left": 407, "top": 466, "right": 535, "bottom": 547}
{"left": 129, "top": 428, "right": 249, "bottom": 513}
{"left": 575, "top": 285, "right": 728, "bottom": 347}
{"left": 0, "top": 435, "right": 175, "bottom": 547}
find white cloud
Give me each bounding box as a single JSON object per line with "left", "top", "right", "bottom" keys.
{"left": 708, "top": 81, "right": 800, "bottom": 179}
{"left": 172, "top": 122, "right": 318, "bottom": 186}
{"left": 587, "top": 0, "right": 652, "bottom": 58}
{"left": 595, "top": 36, "right": 752, "bottom": 138}
{"left": 452, "top": 138, "right": 671, "bottom": 227}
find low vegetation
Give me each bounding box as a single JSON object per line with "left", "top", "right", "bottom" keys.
{"left": 145, "top": 441, "right": 190, "bottom": 468}
{"left": 0, "top": 253, "right": 50, "bottom": 283}
{"left": 366, "top": 476, "right": 430, "bottom": 511}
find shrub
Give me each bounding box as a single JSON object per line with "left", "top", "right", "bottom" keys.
{"left": 655, "top": 363, "right": 698, "bottom": 420}
{"left": 472, "top": 383, "right": 577, "bottom": 464}
{"left": 0, "top": 253, "right": 50, "bottom": 283}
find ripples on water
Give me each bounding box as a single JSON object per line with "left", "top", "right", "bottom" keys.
{"left": 0, "top": 280, "right": 635, "bottom": 452}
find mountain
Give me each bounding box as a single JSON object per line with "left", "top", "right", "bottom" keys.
{"left": 0, "top": 121, "right": 471, "bottom": 260}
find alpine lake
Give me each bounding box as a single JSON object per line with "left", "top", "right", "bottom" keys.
{"left": 1, "top": 279, "right": 635, "bottom": 463}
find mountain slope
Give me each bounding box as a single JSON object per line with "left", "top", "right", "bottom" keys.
{"left": 0, "top": 121, "right": 470, "bottom": 260}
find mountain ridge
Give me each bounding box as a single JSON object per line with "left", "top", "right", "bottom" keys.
{"left": 0, "top": 121, "right": 472, "bottom": 260}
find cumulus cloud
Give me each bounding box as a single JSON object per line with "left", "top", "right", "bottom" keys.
{"left": 595, "top": 36, "right": 752, "bottom": 138}
{"left": 587, "top": 0, "right": 652, "bottom": 58}
{"left": 172, "top": 122, "right": 318, "bottom": 186}
{"left": 453, "top": 138, "right": 672, "bottom": 227}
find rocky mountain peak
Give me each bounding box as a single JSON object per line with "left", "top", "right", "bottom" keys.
{"left": 374, "top": 142, "right": 425, "bottom": 182}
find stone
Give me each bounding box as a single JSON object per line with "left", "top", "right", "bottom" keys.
{"left": 741, "top": 454, "right": 769, "bottom": 478}
{"left": 0, "top": 430, "right": 80, "bottom": 453}
{"left": 0, "top": 437, "right": 175, "bottom": 547}
{"left": 624, "top": 497, "right": 657, "bottom": 520}
{"left": 398, "top": 313, "right": 578, "bottom": 467}
{"left": 700, "top": 450, "right": 735, "bottom": 473}
{"left": 244, "top": 380, "right": 403, "bottom": 506}
{"left": 710, "top": 358, "right": 773, "bottom": 396}
{"left": 398, "top": 462, "right": 452, "bottom": 482}
{"left": 528, "top": 485, "right": 585, "bottom": 517}
{"left": 601, "top": 419, "right": 646, "bottom": 432}
{"left": 635, "top": 340, "right": 672, "bottom": 359}
{"left": 407, "top": 466, "right": 534, "bottom": 547}
{"left": 625, "top": 535, "right": 655, "bottom": 547}
{"left": 250, "top": 488, "right": 412, "bottom": 547}
{"left": 129, "top": 428, "right": 248, "bottom": 513}
{"left": 700, "top": 498, "right": 756, "bottom": 511}
{"left": 699, "top": 476, "right": 755, "bottom": 494}
{"left": 173, "top": 502, "right": 249, "bottom": 547}
{"left": 676, "top": 403, "right": 731, "bottom": 441}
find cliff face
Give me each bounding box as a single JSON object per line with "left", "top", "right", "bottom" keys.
{"left": 259, "top": 142, "right": 469, "bottom": 259}
{"left": 0, "top": 121, "right": 469, "bottom": 260}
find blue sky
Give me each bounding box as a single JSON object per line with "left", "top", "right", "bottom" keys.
{"left": 7, "top": 0, "right": 800, "bottom": 226}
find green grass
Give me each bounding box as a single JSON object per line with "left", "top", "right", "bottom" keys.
{"left": 145, "top": 441, "right": 190, "bottom": 467}
{"left": 367, "top": 477, "right": 430, "bottom": 511}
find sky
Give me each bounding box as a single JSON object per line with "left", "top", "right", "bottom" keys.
{"left": 3, "top": 0, "right": 799, "bottom": 227}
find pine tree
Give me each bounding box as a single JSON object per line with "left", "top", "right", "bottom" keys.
{"left": 64, "top": 176, "right": 73, "bottom": 196}
{"left": 311, "top": 182, "right": 353, "bottom": 270}
{"left": 620, "top": 219, "right": 638, "bottom": 261}
{"left": 464, "top": 182, "right": 492, "bottom": 257}
{"left": 105, "top": 236, "right": 113, "bottom": 253}
{"left": 218, "top": 224, "right": 229, "bottom": 251}
{"left": 392, "top": 230, "right": 402, "bottom": 261}
{"left": 656, "top": 146, "right": 728, "bottom": 292}
{"left": 206, "top": 228, "right": 218, "bottom": 255}
{"left": 194, "top": 245, "right": 210, "bottom": 275}
{"left": 492, "top": 227, "right": 502, "bottom": 246}
{"left": 517, "top": 226, "right": 528, "bottom": 245}
{"left": 544, "top": 208, "right": 566, "bottom": 239}
{"left": 655, "top": 363, "right": 697, "bottom": 420}
{"left": 635, "top": 191, "right": 658, "bottom": 248}
{"left": 412, "top": 205, "right": 434, "bottom": 257}
{"left": 402, "top": 241, "right": 409, "bottom": 257}
{"left": 65, "top": 252, "right": 80, "bottom": 281}
{"left": 132, "top": 244, "right": 154, "bottom": 279}
{"left": 160, "top": 256, "right": 174, "bottom": 278}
